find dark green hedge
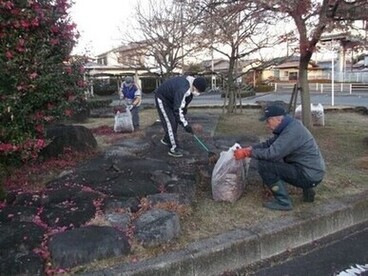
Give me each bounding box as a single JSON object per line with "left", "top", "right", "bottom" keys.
{"left": 93, "top": 79, "right": 119, "bottom": 96}
{"left": 86, "top": 99, "right": 112, "bottom": 109}
{"left": 221, "top": 90, "right": 256, "bottom": 98}
{"left": 254, "top": 85, "right": 274, "bottom": 92}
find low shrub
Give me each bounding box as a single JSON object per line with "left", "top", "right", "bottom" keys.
{"left": 221, "top": 90, "right": 255, "bottom": 98}
{"left": 254, "top": 85, "right": 274, "bottom": 92}
{"left": 93, "top": 79, "right": 119, "bottom": 96}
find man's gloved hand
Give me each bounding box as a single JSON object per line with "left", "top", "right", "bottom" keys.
{"left": 234, "top": 147, "right": 252, "bottom": 160}
{"left": 128, "top": 104, "right": 134, "bottom": 111}
{"left": 184, "top": 125, "right": 193, "bottom": 134}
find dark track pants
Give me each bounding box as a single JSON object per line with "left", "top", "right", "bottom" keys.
{"left": 257, "top": 159, "right": 321, "bottom": 189}
{"left": 155, "top": 97, "right": 179, "bottom": 151}
{"left": 130, "top": 106, "right": 140, "bottom": 128}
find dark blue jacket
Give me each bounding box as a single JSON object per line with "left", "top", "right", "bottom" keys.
{"left": 155, "top": 76, "right": 193, "bottom": 126}
{"left": 121, "top": 83, "right": 138, "bottom": 100}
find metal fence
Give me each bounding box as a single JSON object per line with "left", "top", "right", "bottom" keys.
{"left": 277, "top": 71, "right": 368, "bottom": 84}
{"left": 322, "top": 71, "right": 368, "bottom": 83}
{"left": 273, "top": 82, "right": 368, "bottom": 94}
{"left": 273, "top": 71, "right": 368, "bottom": 94}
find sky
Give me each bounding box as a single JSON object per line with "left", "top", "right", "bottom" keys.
{"left": 69, "top": 0, "right": 338, "bottom": 60}
{"left": 70, "top": 0, "right": 138, "bottom": 56}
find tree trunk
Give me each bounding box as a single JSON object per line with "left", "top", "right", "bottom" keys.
{"left": 299, "top": 55, "right": 312, "bottom": 129}
{"left": 227, "top": 56, "right": 237, "bottom": 113}
{"left": 227, "top": 59, "right": 236, "bottom": 113}
{"left": 227, "top": 77, "right": 235, "bottom": 113}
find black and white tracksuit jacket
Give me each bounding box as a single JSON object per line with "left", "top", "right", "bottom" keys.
{"left": 154, "top": 76, "right": 194, "bottom": 151}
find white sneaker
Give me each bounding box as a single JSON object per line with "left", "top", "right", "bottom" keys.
{"left": 168, "top": 148, "right": 183, "bottom": 157}
{"left": 160, "top": 138, "right": 170, "bottom": 146}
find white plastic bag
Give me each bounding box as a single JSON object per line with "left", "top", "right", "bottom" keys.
{"left": 295, "top": 103, "right": 325, "bottom": 126}
{"left": 211, "top": 143, "right": 246, "bottom": 202}
{"left": 113, "top": 109, "right": 134, "bottom": 133}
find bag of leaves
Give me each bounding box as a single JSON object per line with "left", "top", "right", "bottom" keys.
{"left": 113, "top": 107, "right": 134, "bottom": 133}
{"left": 211, "top": 143, "right": 246, "bottom": 202}
{"left": 295, "top": 103, "right": 325, "bottom": 126}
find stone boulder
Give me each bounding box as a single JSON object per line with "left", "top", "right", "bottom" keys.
{"left": 48, "top": 225, "right": 131, "bottom": 269}
{"left": 0, "top": 252, "right": 44, "bottom": 276}
{"left": 40, "top": 124, "right": 97, "bottom": 159}
{"left": 0, "top": 221, "right": 46, "bottom": 275}
{"left": 0, "top": 222, "right": 46, "bottom": 258}
{"left": 40, "top": 188, "right": 99, "bottom": 229}
{"left": 134, "top": 209, "right": 181, "bottom": 248}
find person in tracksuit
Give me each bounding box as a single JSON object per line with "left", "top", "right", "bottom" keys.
{"left": 234, "top": 104, "right": 325, "bottom": 211}
{"left": 120, "top": 76, "right": 142, "bottom": 130}
{"left": 154, "top": 75, "right": 207, "bottom": 157}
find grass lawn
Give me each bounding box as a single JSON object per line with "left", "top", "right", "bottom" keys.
{"left": 69, "top": 107, "right": 368, "bottom": 271}
{"left": 3, "top": 107, "right": 368, "bottom": 272}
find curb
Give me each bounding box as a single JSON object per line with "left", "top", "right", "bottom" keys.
{"left": 86, "top": 191, "right": 368, "bottom": 275}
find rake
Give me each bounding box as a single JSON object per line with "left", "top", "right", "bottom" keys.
{"left": 193, "top": 134, "right": 217, "bottom": 162}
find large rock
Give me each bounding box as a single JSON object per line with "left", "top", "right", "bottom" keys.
{"left": 102, "top": 196, "right": 140, "bottom": 213}
{"left": 0, "top": 205, "right": 38, "bottom": 224}
{"left": 40, "top": 189, "right": 98, "bottom": 228}
{"left": 0, "top": 222, "right": 46, "bottom": 275}
{"left": 134, "top": 208, "right": 181, "bottom": 248}
{"left": 49, "top": 225, "right": 130, "bottom": 269}
{"left": 0, "top": 222, "right": 46, "bottom": 258}
{"left": 105, "top": 212, "right": 130, "bottom": 231}
{"left": 0, "top": 252, "right": 44, "bottom": 276}
{"left": 40, "top": 124, "right": 97, "bottom": 159}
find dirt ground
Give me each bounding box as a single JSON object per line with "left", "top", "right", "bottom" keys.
{"left": 66, "top": 107, "right": 368, "bottom": 271}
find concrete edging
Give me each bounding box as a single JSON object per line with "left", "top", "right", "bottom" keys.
{"left": 85, "top": 191, "right": 368, "bottom": 276}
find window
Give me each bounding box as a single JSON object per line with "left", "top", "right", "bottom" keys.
{"left": 97, "top": 57, "right": 107, "bottom": 65}
{"left": 289, "top": 72, "right": 298, "bottom": 80}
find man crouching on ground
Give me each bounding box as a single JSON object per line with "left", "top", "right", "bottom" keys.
{"left": 234, "top": 104, "right": 326, "bottom": 211}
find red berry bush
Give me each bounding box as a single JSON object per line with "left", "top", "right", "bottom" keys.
{"left": 0, "top": 0, "right": 86, "bottom": 195}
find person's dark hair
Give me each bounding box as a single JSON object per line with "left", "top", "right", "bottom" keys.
{"left": 193, "top": 77, "right": 207, "bottom": 93}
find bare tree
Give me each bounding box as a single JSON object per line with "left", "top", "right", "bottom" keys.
{"left": 257, "top": 0, "right": 368, "bottom": 128}
{"left": 120, "top": 0, "right": 205, "bottom": 79}
{"left": 190, "top": 0, "right": 285, "bottom": 113}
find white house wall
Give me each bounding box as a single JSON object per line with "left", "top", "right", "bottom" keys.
{"left": 106, "top": 52, "right": 120, "bottom": 66}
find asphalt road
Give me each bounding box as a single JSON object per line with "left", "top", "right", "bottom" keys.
{"left": 252, "top": 224, "right": 368, "bottom": 276}
{"left": 139, "top": 90, "right": 368, "bottom": 108}
{"left": 242, "top": 91, "right": 368, "bottom": 108}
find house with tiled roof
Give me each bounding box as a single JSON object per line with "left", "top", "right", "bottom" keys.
{"left": 260, "top": 56, "right": 327, "bottom": 82}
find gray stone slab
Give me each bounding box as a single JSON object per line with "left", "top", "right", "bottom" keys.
{"left": 49, "top": 225, "right": 130, "bottom": 269}
{"left": 134, "top": 209, "right": 181, "bottom": 248}
{"left": 83, "top": 191, "right": 368, "bottom": 275}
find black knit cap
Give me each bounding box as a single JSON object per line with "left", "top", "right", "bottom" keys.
{"left": 193, "top": 77, "right": 207, "bottom": 93}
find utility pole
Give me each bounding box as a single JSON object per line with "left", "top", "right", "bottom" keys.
{"left": 210, "top": 0, "right": 215, "bottom": 89}
{"left": 180, "top": 0, "right": 185, "bottom": 74}
{"left": 332, "top": 52, "right": 335, "bottom": 106}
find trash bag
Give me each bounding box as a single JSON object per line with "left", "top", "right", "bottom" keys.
{"left": 211, "top": 143, "right": 246, "bottom": 202}
{"left": 295, "top": 103, "right": 325, "bottom": 126}
{"left": 113, "top": 109, "right": 134, "bottom": 133}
